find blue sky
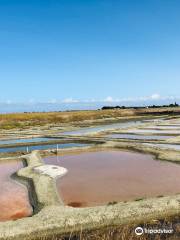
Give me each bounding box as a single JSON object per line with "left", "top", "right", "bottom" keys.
{"left": 1, "top": 0, "right": 180, "bottom": 111}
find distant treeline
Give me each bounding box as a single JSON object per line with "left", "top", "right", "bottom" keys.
{"left": 101, "top": 102, "right": 179, "bottom": 110}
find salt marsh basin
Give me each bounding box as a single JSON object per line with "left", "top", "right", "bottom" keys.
{"left": 0, "top": 142, "right": 89, "bottom": 153}
{"left": 1, "top": 109, "right": 180, "bottom": 239}
{"left": 44, "top": 150, "right": 180, "bottom": 207}
{"left": 0, "top": 159, "right": 32, "bottom": 221}
{"left": 106, "top": 133, "right": 172, "bottom": 140}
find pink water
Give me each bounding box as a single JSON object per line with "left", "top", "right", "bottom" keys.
{"left": 0, "top": 160, "right": 32, "bottom": 221}
{"left": 44, "top": 150, "right": 180, "bottom": 207}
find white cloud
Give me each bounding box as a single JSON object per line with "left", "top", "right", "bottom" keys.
{"left": 103, "top": 96, "right": 114, "bottom": 102}
{"left": 48, "top": 99, "right": 57, "bottom": 104}
{"left": 100, "top": 94, "right": 179, "bottom": 103}
{"left": 62, "top": 98, "right": 79, "bottom": 103}
{"left": 0, "top": 94, "right": 179, "bottom": 108}
{"left": 28, "top": 98, "right": 36, "bottom": 104}
{"left": 150, "top": 94, "right": 161, "bottom": 100}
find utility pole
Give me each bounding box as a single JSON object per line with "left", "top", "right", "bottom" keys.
{"left": 56, "top": 144, "right": 59, "bottom": 153}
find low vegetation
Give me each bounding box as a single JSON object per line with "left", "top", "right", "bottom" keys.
{"left": 14, "top": 216, "right": 180, "bottom": 240}
{"left": 1, "top": 107, "right": 180, "bottom": 130}
{"left": 0, "top": 109, "right": 136, "bottom": 130}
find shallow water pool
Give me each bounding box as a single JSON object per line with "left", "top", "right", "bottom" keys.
{"left": 0, "top": 160, "right": 32, "bottom": 221}
{"left": 44, "top": 150, "right": 180, "bottom": 207}
{"left": 61, "top": 121, "right": 143, "bottom": 135}
{"left": 106, "top": 134, "right": 172, "bottom": 140}
{"left": 127, "top": 129, "right": 180, "bottom": 135}
{"left": 0, "top": 137, "right": 56, "bottom": 145}
{"left": 0, "top": 143, "right": 88, "bottom": 153}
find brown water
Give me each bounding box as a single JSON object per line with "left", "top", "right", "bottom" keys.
{"left": 0, "top": 160, "right": 32, "bottom": 221}
{"left": 44, "top": 151, "right": 180, "bottom": 207}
